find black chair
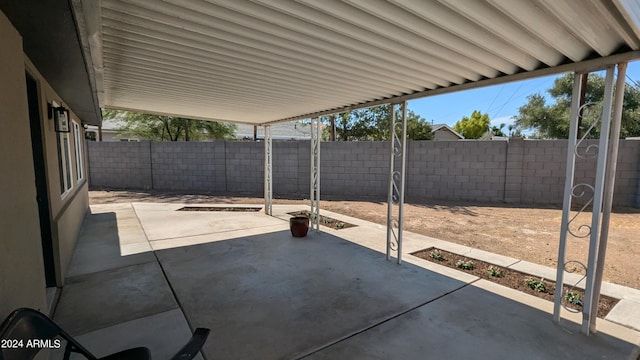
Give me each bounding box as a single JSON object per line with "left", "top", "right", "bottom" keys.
{"left": 0, "top": 308, "right": 209, "bottom": 360}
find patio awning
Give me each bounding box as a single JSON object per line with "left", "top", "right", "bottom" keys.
{"left": 75, "top": 0, "right": 640, "bottom": 125}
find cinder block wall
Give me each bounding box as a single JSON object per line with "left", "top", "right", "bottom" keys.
{"left": 88, "top": 142, "right": 152, "bottom": 189}
{"left": 225, "top": 141, "right": 263, "bottom": 193}
{"left": 88, "top": 139, "right": 640, "bottom": 207}
{"left": 321, "top": 141, "right": 388, "bottom": 198}
{"left": 518, "top": 140, "right": 640, "bottom": 206}
{"left": 615, "top": 140, "right": 640, "bottom": 207}
{"left": 407, "top": 141, "right": 507, "bottom": 202}
{"left": 151, "top": 142, "right": 226, "bottom": 192}
{"left": 520, "top": 140, "right": 569, "bottom": 204}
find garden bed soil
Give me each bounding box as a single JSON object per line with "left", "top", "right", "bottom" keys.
{"left": 412, "top": 248, "right": 618, "bottom": 318}
{"left": 288, "top": 211, "right": 356, "bottom": 230}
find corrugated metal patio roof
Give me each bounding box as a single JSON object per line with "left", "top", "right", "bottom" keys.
{"left": 77, "top": 0, "right": 640, "bottom": 125}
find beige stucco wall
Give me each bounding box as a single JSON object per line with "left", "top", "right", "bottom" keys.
{"left": 0, "top": 9, "right": 48, "bottom": 319}
{"left": 25, "top": 59, "right": 90, "bottom": 283}
{"left": 54, "top": 181, "right": 89, "bottom": 281}
{"left": 0, "top": 8, "right": 90, "bottom": 319}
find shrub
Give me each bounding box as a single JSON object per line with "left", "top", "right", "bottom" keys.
{"left": 487, "top": 266, "right": 503, "bottom": 278}
{"left": 456, "top": 260, "right": 474, "bottom": 270}
{"left": 525, "top": 278, "right": 547, "bottom": 292}
{"left": 430, "top": 250, "right": 444, "bottom": 261}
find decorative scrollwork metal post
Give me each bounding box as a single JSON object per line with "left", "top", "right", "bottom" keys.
{"left": 387, "top": 102, "right": 407, "bottom": 264}
{"left": 310, "top": 117, "right": 321, "bottom": 233}
{"left": 264, "top": 125, "right": 272, "bottom": 216}
{"left": 553, "top": 65, "right": 623, "bottom": 335}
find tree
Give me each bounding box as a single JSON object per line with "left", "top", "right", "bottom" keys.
{"left": 453, "top": 110, "right": 490, "bottom": 139}
{"left": 491, "top": 123, "right": 507, "bottom": 137}
{"left": 507, "top": 124, "right": 524, "bottom": 137}
{"left": 103, "top": 110, "right": 237, "bottom": 141}
{"left": 329, "top": 105, "right": 433, "bottom": 141}
{"left": 514, "top": 73, "right": 640, "bottom": 139}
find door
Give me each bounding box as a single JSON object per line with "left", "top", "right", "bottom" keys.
{"left": 26, "top": 72, "right": 56, "bottom": 287}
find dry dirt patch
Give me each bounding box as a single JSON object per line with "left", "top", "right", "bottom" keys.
{"left": 89, "top": 190, "right": 640, "bottom": 289}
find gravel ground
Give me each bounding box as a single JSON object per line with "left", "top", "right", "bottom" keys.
{"left": 89, "top": 189, "right": 640, "bottom": 289}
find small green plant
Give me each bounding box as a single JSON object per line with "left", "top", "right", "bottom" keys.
{"left": 487, "top": 266, "right": 503, "bottom": 278}
{"left": 336, "top": 222, "right": 345, "bottom": 229}
{"left": 455, "top": 259, "right": 474, "bottom": 270}
{"left": 430, "top": 250, "right": 444, "bottom": 261}
{"left": 525, "top": 277, "right": 547, "bottom": 292}
{"left": 564, "top": 290, "right": 583, "bottom": 306}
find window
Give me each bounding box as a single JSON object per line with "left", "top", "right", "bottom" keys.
{"left": 73, "top": 120, "right": 84, "bottom": 182}
{"left": 54, "top": 102, "right": 73, "bottom": 197}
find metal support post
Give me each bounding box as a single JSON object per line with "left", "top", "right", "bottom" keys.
{"left": 310, "top": 118, "right": 321, "bottom": 233}
{"left": 553, "top": 66, "right": 619, "bottom": 335}
{"left": 582, "top": 66, "right": 615, "bottom": 335}
{"left": 553, "top": 73, "right": 584, "bottom": 324}
{"left": 590, "top": 63, "right": 627, "bottom": 333}
{"left": 386, "top": 102, "right": 407, "bottom": 264}
{"left": 264, "top": 125, "right": 272, "bottom": 216}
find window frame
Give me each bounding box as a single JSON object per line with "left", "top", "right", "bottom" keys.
{"left": 72, "top": 120, "right": 85, "bottom": 182}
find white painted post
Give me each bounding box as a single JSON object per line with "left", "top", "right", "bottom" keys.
{"left": 587, "top": 63, "right": 626, "bottom": 333}
{"left": 310, "top": 118, "right": 321, "bottom": 233}
{"left": 582, "top": 65, "right": 615, "bottom": 335}
{"left": 264, "top": 125, "right": 272, "bottom": 215}
{"left": 386, "top": 102, "right": 408, "bottom": 264}
{"left": 397, "top": 101, "right": 407, "bottom": 264}
{"left": 386, "top": 104, "right": 396, "bottom": 261}
{"left": 553, "top": 73, "right": 584, "bottom": 324}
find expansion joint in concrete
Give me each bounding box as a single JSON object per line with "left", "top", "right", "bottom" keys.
{"left": 296, "top": 280, "right": 478, "bottom": 359}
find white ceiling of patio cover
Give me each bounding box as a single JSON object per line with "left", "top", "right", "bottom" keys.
{"left": 97, "top": 0, "right": 640, "bottom": 125}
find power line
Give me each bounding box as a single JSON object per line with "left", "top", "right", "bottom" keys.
{"left": 491, "top": 81, "right": 526, "bottom": 119}
{"left": 626, "top": 74, "right": 640, "bottom": 89}
{"left": 485, "top": 84, "right": 504, "bottom": 115}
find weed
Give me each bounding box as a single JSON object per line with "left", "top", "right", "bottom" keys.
{"left": 487, "top": 266, "right": 503, "bottom": 278}
{"left": 456, "top": 259, "right": 474, "bottom": 270}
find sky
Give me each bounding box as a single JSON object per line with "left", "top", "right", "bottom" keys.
{"left": 407, "top": 60, "right": 640, "bottom": 132}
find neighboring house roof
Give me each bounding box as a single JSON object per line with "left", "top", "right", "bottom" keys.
{"left": 89, "top": 119, "right": 127, "bottom": 131}
{"left": 88, "top": 119, "right": 312, "bottom": 141}
{"left": 235, "top": 122, "right": 311, "bottom": 140}
{"left": 86, "top": 119, "right": 140, "bottom": 141}
{"left": 431, "top": 124, "right": 464, "bottom": 140}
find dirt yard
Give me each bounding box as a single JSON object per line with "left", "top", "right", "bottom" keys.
{"left": 89, "top": 190, "right": 640, "bottom": 289}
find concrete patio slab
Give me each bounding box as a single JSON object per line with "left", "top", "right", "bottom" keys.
{"left": 67, "top": 309, "right": 203, "bottom": 360}
{"left": 55, "top": 261, "right": 177, "bottom": 335}
{"left": 66, "top": 205, "right": 154, "bottom": 277}
{"left": 155, "top": 230, "right": 468, "bottom": 360}
{"left": 307, "top": 282, "right": 639, "bottom": 360}
{"left": 132, "top": 202, "right": 283, "bottom": 241}
{"left": 150, "top": 223, "right": 287, "bottom": 251}
{"left": 54, "top": 202, "right": 640, "bottom": 360}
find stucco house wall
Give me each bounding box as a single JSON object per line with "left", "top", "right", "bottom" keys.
{"left": 0, "top": 9, "right": 47, "bottom": 318}
{"left": 0, "top": 9, "right": 89, "bottom": 319}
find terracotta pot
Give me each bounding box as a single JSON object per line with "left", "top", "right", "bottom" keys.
{"left": 290, "top": 216, "right": 310, "bottom": 237}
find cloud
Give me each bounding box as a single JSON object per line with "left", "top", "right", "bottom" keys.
{"left": 490, "top": 116, "right": 515, "bottom": 126}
